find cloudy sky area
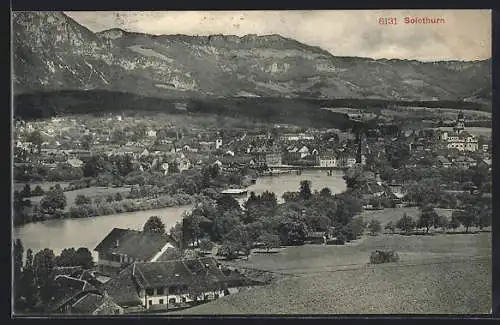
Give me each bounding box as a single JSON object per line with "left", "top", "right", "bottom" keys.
{"left": 66, "top": 10, "right": 491, "bottom": 61}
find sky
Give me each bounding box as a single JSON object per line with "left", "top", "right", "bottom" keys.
{"left": 65, "top": 10, "right": 491, "bottom": 62}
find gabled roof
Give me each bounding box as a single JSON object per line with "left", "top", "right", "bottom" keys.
{"left": 94, "top": 228, "right": 172, "bottom": 261}
{"left": 132, "top": 257, "right": 226, "bottom": 289}
{"left": 102, "top": 265, "right": 142, "bottom": 307}
{"left": 71, "top": 293, "right": 114, "bottom": 314}
{"left": 47, "top": 276, "right": 99, "bottom": 312}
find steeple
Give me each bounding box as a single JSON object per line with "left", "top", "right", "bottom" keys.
{"left": 454, "top": 111, "right": 465, "bottom": 134}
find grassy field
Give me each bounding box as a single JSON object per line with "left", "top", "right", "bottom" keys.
{"left": 358, "top": 207, "right": 454, "bottom": 227}
{"left": 438, "top": 126, "right": 491, "bottom": 138}
{"left": 27, "top": 186, "right": 131, "bottom": 212}
{"left": 172, "top": 232, "right": 491, "bottom": 314}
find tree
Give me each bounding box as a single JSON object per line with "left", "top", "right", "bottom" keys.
{"left": 74, "top": 194, "right": 92, "bottom": 206}
{"left": 384, "top": 221, "right": 396, "bottom": 234}
{"left": 368, "top": 219, "right": 382, "bottom": 235}
{"left": 299, "top": 180, "right": 312, "bottom": 201}
{"left": 435, "top": 215, "right": 449, "bottom": 232}
{"left": 224, "top": 225, "right": 252, "bottom": 260}
{"left": 281, "top": 219, "right": 308, "bottom": 246}
{"left": 449, "top": 216, "right": 461, "bottom": 232}
{"left": 33, "top": 248, "right": 56, "bottom": 303}
{"left": 32, "top": 185, "right": 44, "bottom": 196}
{"left": 21, "top": 249, "right": 36, "bottom": 309}
{"left": 143, "top": 216, "right": 166, "bottom": 234}
{"left": 114, "top": 192, "right": 123, "bottom": 201}
{"left": 454, "top": 207, "right": 476, "bottom": 233}
{"left": 14, "top": 239, "right": 24, "bottom": 309}
{"left": 476, "top": 207, "right": 492, "bottom": 230}
{"left": 417, "top": 206, "right": 439, "bottom": 233}
{"left": 40, "top": 186, "right": 67, "bottom": 215}
{"left": 183, "top": 213, "right": 202, "bottom": 246}
{"left": 258, "top": 232, "right": 281, "bottom": 252}
{"left": 386, "top": 139, "right": 410, "bottom": 169}
{"left": 20, "top": 184, "right": 31, "bottom": 198}
{"left": 320, "top": 187, "right": 332, "bottom": 197}
{"left": 54, "top": 248, "right": 77, "bottom": 267}
{"left": 217, "top": 241, "right": 240, "bottom": 260}
{"left": 396, "top": 213, "right": 416, "bottom": 234}
{"left": 75, "top": 248, "right": 94, "bottom": 269}
{"left": 27, "top": 130, "right": 43, "bottom": 154}
{"left": 216, "top": 195, "right": 242, "bottom": 215}
{"left": 199, "top": 238, "right": 215, "bottom": 255}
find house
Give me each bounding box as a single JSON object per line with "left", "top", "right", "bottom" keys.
{"left": 66, "top": 157, "right": 84, "bottom": 168}
{"left": 306, "top": 232, "right": 328, "bottom": 244}
{"left": 46, "top": 275, "right": 123, "bottom": 315}
{"left": 215, "top": 138, "right": 223, "bottom": 150}
{"left": 453, "top": 156, "right": 477, "bottom": 169}
{"left": 319, "top": 153, "right": 337, "bottom": 168}
{"left": 437, "top": 155, "right": 452, "bottom": 168}
{"left": 176, "top": 157, "right": 191, "bottom": 172}
{"left": 94, "top": 228, "right": 177, "bottom": 274}
{"left": 129, "top": 257, "right": 253, "bottom": 311}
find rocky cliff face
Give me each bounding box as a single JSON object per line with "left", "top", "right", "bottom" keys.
{"left": 13, "top": 11, "right": 492, "bottom": 104}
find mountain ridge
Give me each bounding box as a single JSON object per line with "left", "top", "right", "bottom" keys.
{"left": 13, "top": 11, "right": 492, "bottom": 104}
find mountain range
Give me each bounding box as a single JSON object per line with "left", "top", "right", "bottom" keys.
{"left": 13, "top": 11, "right": 492, "bottom": 105}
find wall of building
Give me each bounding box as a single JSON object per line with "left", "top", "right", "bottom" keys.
{"left": 141, "top": 289, "right": 227, "bottom": 309}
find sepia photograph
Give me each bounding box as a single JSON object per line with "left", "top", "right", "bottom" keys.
{"left": 11, "top": 9, "right": 492, "bottom": 316}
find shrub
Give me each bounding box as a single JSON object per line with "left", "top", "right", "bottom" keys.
{"left": 370, "top": 250, "right": 400, "bottom": 264}
{"left": 368, "top": 219, "right": 382, "bottom": 235}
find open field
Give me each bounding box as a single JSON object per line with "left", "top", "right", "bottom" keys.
{"left": 172, "top": 232, "right": 491, "bottom": 314}
{"left": 27, "top": 186, "right": 131, "bottom": 212}
{"left": 358, "top": 207, "right": 454, "bottom": 227}
{"left": 438, "top": 126, "right": 491, "bottom": 138}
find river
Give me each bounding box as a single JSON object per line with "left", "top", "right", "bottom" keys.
{"left": 13, "top": 170, "right": 346, "bottom": 260}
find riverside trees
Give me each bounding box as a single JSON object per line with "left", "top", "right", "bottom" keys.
{"left": 173, "top": 180, "right": 367, "bottom": 260}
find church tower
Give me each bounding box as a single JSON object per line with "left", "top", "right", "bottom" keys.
{"left": 453, "top": 111, "right": 465, "bottom": 134}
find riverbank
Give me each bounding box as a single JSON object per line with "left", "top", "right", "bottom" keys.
{"left": 13, "top": 170, "right": 348, "bottom": 258}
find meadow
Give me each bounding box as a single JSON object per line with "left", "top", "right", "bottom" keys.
{"left": 173, "top": 230, "right": 491, "bottom": 314}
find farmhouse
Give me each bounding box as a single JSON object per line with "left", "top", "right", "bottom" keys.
{"left": 103, "top": 257, "right": 259, "bottom": 312}
{"left": 94, "top": 228, "right": 178, "bottom": 274}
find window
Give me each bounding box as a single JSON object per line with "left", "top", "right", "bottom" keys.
{"left": 169, "top": 298, "right": 176, "bottom": 304}
{"left": 148, "top": 300, "right": 153, "bottom": 306}
{"left": 159, "top": 299, "right": 164, "bottom": 305}
{"left": 157, "top": 287, "right": 164, "bottom": 295}
{"left": 214, "top": 294, "right": 219, "bottom": 299}
{"left": 146, "top": 288, "right": 154, "bottom": 296}
{"left": 181, "top": 297, "right": 187, "bottom": 303}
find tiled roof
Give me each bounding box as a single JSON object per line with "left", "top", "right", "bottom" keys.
{"left": 133, "top": 257, "right": 226, "bottom": 289}
{"left": 71, "top": 293, "right": 107, "bottom": 314}
{"left": 102, "top": 265, "right": 142, "bottom": 307}
{"left": 47, "top": 276, "right": 98, "bottom": 312}
{"left": 94, "top": 228, "right": 171, "bottom": 261}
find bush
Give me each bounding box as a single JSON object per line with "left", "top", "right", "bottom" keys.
{"left": 370, "top": 250, "right": 400, "bottom": 264}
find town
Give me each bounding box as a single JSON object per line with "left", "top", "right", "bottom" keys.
{"left": 13, "top": 107, "right": 492, "bottom": 314}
